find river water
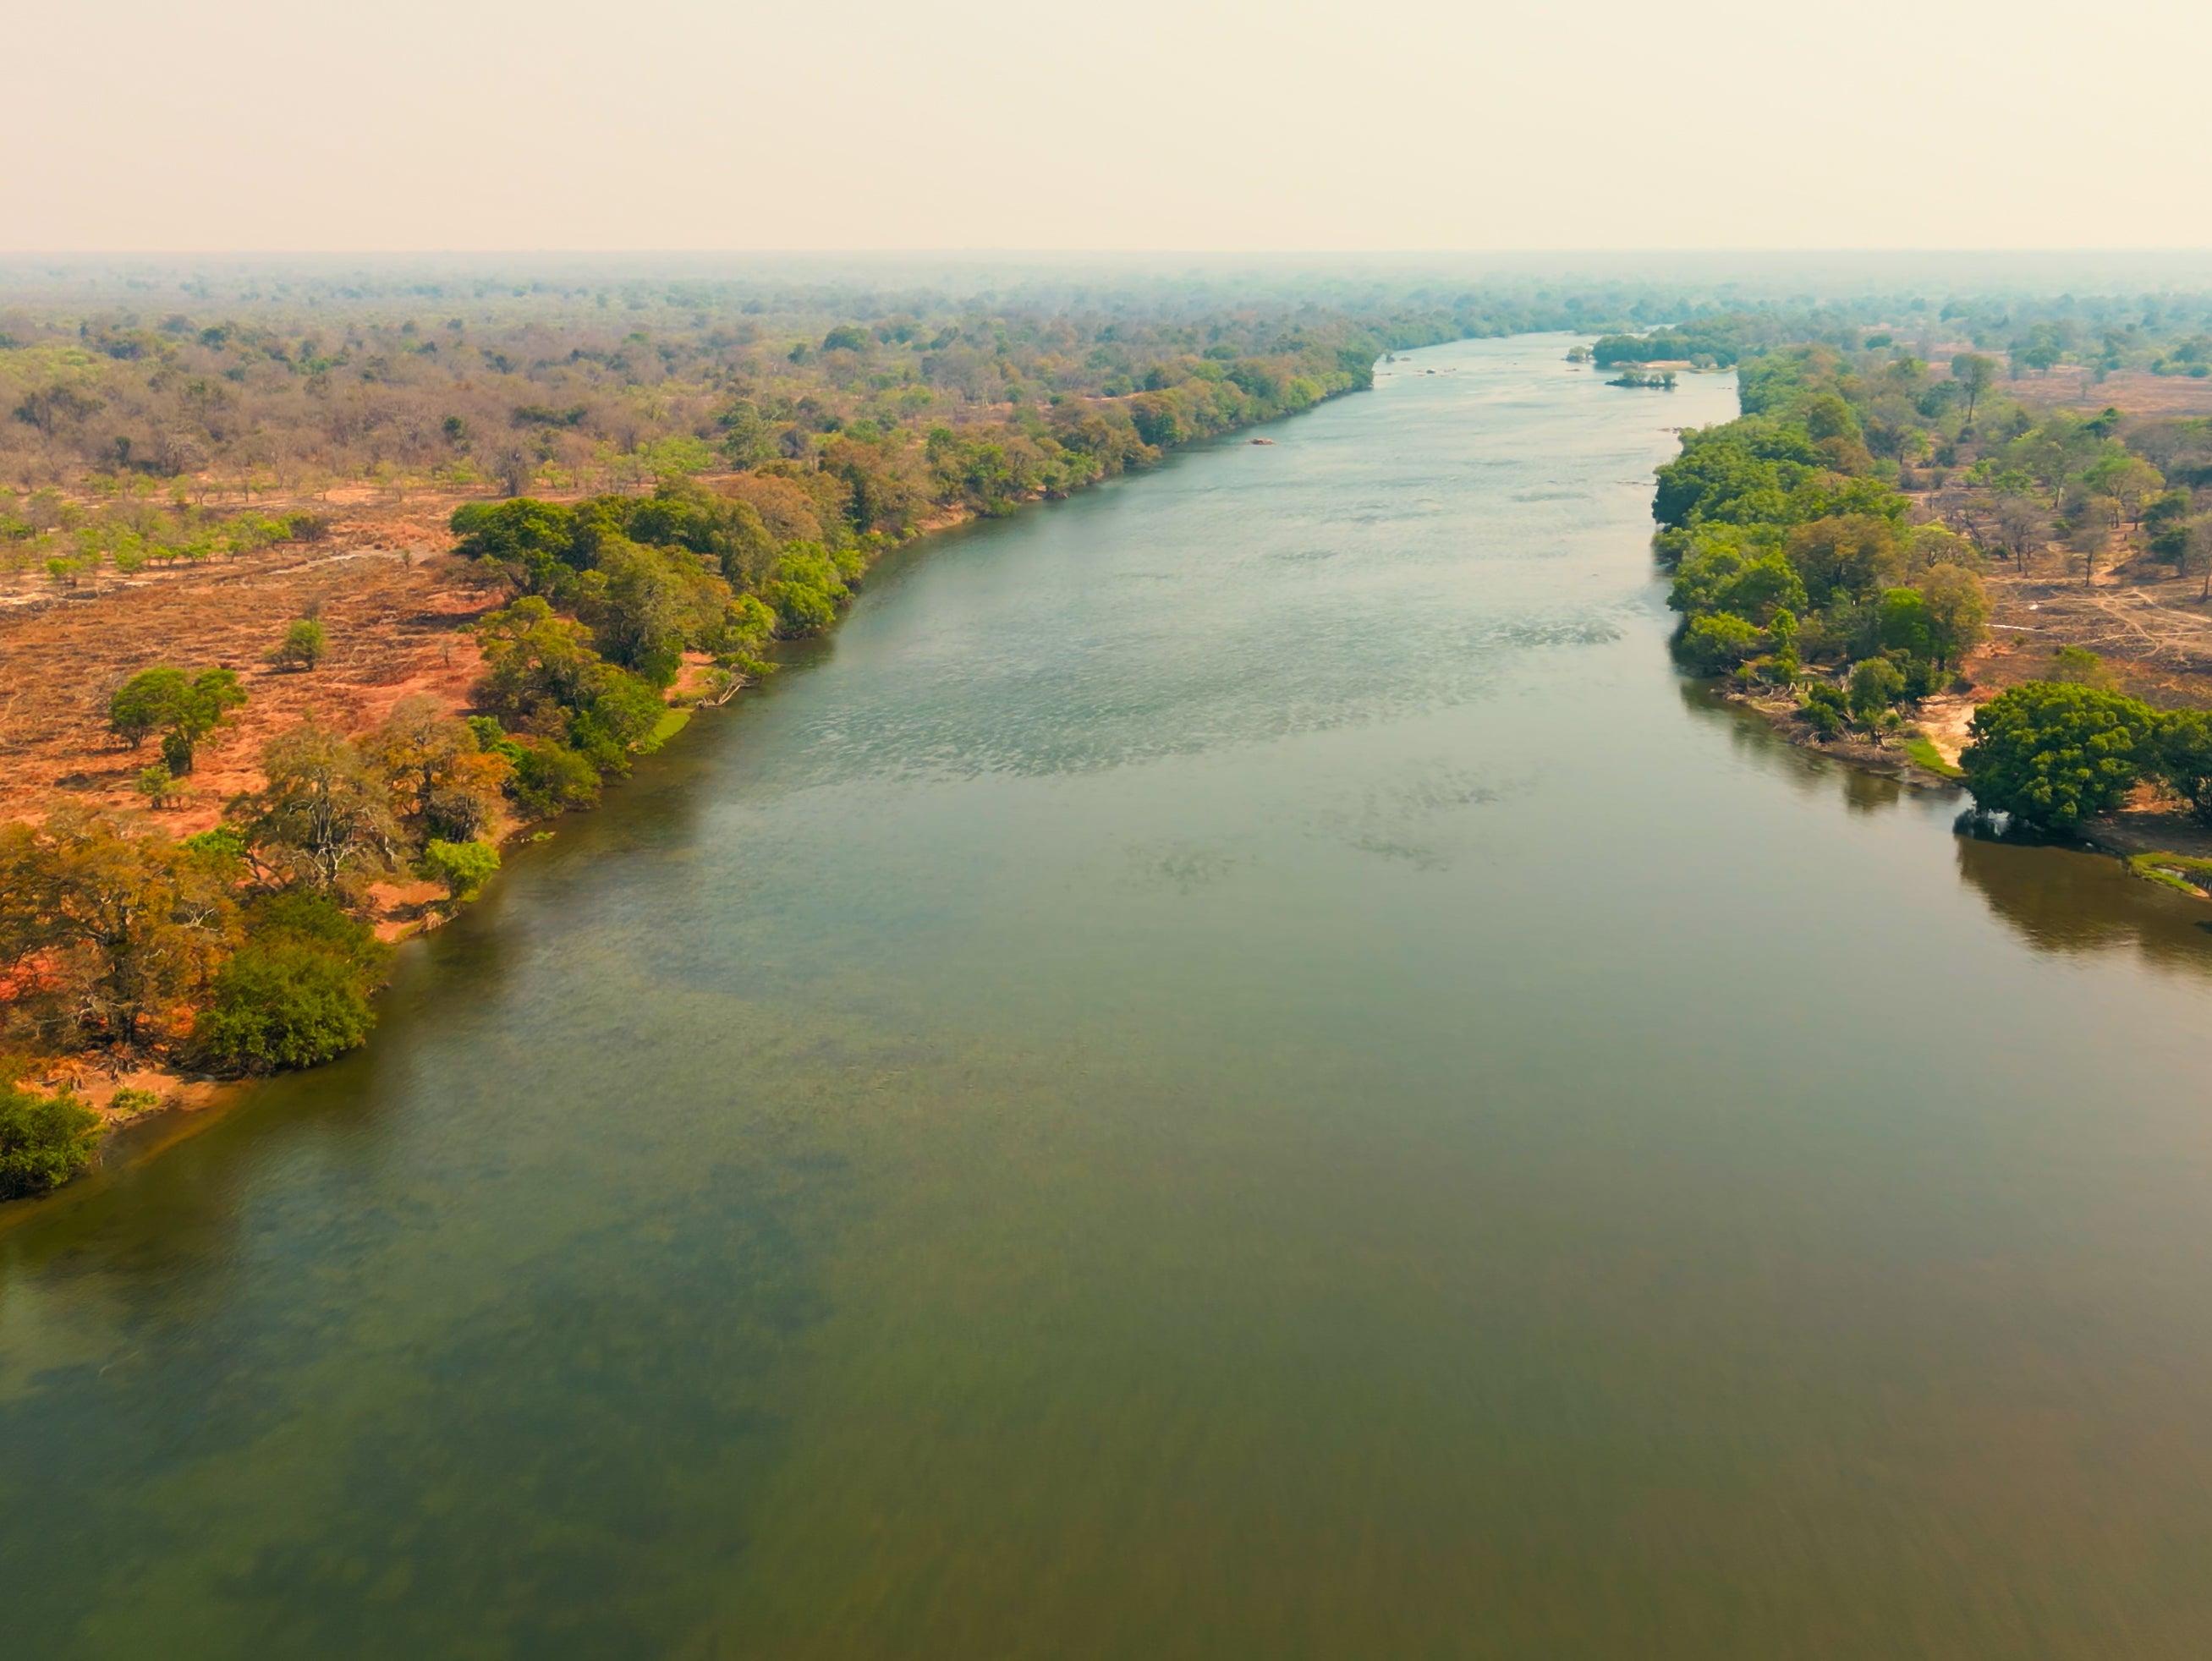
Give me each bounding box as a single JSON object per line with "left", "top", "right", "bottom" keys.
{"left": 6, "top": 337, "right": 2212, "bottom": 1658}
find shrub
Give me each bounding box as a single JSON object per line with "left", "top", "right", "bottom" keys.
{"left": 0, "top": 1082, "right": 101, "bottom": 1200}
{"left": 1798, "top": 681, "right": 1849, "bottom": 739}
{"left": 134, "top": 764, "right": 180, "bottom": 808}
{"left": 420, "top": 838, "right": 500, "bottom": 900}
{"left": 271, "top": 617, "right": 327, "bottom": 671}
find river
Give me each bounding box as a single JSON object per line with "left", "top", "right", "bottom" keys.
{"left": 6, "top": 336, "right": 2212, "bottom": 1658}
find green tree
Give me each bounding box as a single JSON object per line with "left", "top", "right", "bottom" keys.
{"left": 508, "top": 739, "right": 601, "bottom": 817}
{"left": 195, "top": 892, "right": 390, "bottom": 1074}
{"left": 1918, "top": 563, "right": 1990, "bottom": 671}
{"left": 2153, "top": 710, "right": 2212, "bottom": 825}
{"left": 108, "top": 666, "right": 246, "bottom": 770}
{"left": 1847, "top": 657, "right": 1908, "bottom": 732}
{"left": 0, "top": 1079, "right": 101, "bottom": 1200}
{"left": 449, "top": 499, "right": 584, "bottom": 596}
{"left": 1675, "top": 613, "right": 1762, "bottom": 675}
{"left": 420, "top": 838, "right": 500, "bottom": 900}
{"left": 1950, "top": 354, "right": 1998, "bottom": 425}
{"left": 1875, "top": 589, "right": 1935, "bottom": 664}
{"left": 1960, "top": 682, "right": 2158, "bottom": 831}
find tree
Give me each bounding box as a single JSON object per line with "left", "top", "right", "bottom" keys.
{"left": 0, "top": 812, "right": 237, "bottom": 1049}
{"left": 1847, "top": 657, "right": 1907, "bottom": 733}
{"left": 0, "top": 1078, "right": 101, "bottom": 1200}
{"left": 472, "top": 596, "right": 605, "bottom": 726}
{"left": 2153, "top": 710, "right": 2212, "bottom": 826}
{"left": 507, "top": 739, "right": 601, "bottom": 817}
{"left": 232, "top": 721, "right": 399, "bottom": 893}
{"left": 1950, "top": 354, "right": 1998, "bottom": 425}
{"left": 2143, "top": 491, "right": 2193, "bottom": 566}
{"left": 449, "top": 499, "right": 584, "bottom": 596}
{"left": 1960, "top": 682, "right": 2158, "bottom": 831}
{"left": 2065, "top": 510, "right": 2110, "bottom": 587}
{"left": 1876, "top": 589, "right": 1935, "bottom": 664}
{"left": 2081, "top": 452, "right": 2163, "bottom": 526}
{"left": 194, "top": 893, "right": 390, "bottom": 1074}
{"left": 420, "top": 838, "right": 500, "bottom": 900}
{"left": 1919, "top": 563, "right": 1990, "bottom": 671}
{"left": 271, "top": 617, "right": 327, "bottom": 671}
{"left": 1992, "top": 494, "right": 2045, "bottom": 572}
{"left": 1673, "top": 613, "right": 1763, "bottom": 675}
{"left": 359, "top": 695, "right": 510, "bottom": 843}
{"left": 107, "top": 666, "right": 246, "bottom": 773}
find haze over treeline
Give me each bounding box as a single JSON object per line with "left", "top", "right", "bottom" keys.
{"left": 8, "top": 258, "right": 2212, "bottom": 502}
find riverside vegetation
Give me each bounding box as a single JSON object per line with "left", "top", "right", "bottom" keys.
{"left": 3, "top": 267, "right": 1725, "bottom": 1200}
{"left": 1644, "top": 318, "right": 2212, "bottom": 844}
{"left": 13, "top": 271, "right": 2212, "bottom": 1203}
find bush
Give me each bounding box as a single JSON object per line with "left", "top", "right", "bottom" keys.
{"left": 1799, "top": 681, "right": 1847, "bottom": 739}
{"left": 420, "top": 837, "right": 500, "bottom": 899}
{"left": 271, "top": 617, "right": 327, "bottom": 671}
{"left": 0, "top": 1082, "right": 101, "bottom": 1200}
{"left": 508, "top": 739, "right": 601, "bottom": 818}
{"left": 1961, "top": 682, "right": 2159, "bottom": 831}
{"left": 194, "top": 894, "right": 391, "bottom": 1075}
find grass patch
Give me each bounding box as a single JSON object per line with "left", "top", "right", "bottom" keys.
{"left": 1902, "top": 735, "right": 1963, "bottom": 778}
{"left": 643, "top": 706, "right": 692, "bottom": 752}
{"left": 2127, "top": 850, "right": 2212, "bottom": 897}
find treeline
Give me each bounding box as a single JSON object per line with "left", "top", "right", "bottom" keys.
{"left": 0, "top": 269, "right": 1704, "bottom": 534}
{"left": 1654, "top": 332, "right": 2212, "bottom": 834}
{"left": 1655, "top": 354, "right": 1994, "bottom": 725}
{"left": 1598, "top": 291, "right": 2212, "bottom": 376}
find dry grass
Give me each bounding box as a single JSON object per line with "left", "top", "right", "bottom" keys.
{"left": 0, "top": 496, "right": 507, "bottom": 831}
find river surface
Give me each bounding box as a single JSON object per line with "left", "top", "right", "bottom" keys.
{"left": 7, "top": 337, "right": 2212, "bottom": 1658}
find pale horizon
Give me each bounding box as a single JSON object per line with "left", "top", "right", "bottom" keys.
{"left": 13, "top": 0, "right": 2209, "bottom": 255}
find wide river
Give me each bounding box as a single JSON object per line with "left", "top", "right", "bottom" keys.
{"left": 7, "top": 337, "right": 2212, "bottom": 1658}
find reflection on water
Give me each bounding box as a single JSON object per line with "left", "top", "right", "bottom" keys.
{"left": 1953, "top": 822, "right": 2212, "bottom": 977}
{"left": 8, "top": 338, "right": 2212, "bottom": 1658}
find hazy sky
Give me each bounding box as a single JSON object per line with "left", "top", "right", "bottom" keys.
{"left": 13, "top": 0, "right": 2210, "bottom": 252}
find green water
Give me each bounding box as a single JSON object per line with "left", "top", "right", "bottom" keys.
{"left": 8, "top": 337, "right": 2212, "bottom": 1658}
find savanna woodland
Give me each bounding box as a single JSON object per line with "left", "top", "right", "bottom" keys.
{"left": 8, "top": 262, "right": 2212, "bottom": 1199}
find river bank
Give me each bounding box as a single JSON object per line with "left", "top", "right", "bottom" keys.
{"left": 13, "top": 335, "right": 2212, "bottom": 1658}
{"left": 0, "top": 380, "right": 1386, "bottom": 1186}
{"left": 1654, "top": 335, "right": 2212, "bottom": 902}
